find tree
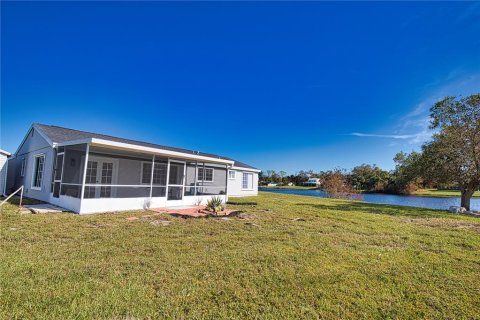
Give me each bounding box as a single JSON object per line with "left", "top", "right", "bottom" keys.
{"left": 321, "top": 168, "right": 358, "bottom": 199}
{"left": 278, "top": 171, "right": 287, "bottom": 184}
{"left": 388, "top": 151, "right": 423, "bottom": 194}
{"left": 350, "top": 164, "right": 391, "bottom": 192}
{"left": 422, "top": 94, "right": 480, "bottom": 210}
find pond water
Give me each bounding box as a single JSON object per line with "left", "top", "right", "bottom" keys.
{"left": 259, "top": 188, "right": 480, "bottom": 211}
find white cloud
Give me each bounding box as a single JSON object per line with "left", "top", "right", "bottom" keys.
{"left": 351, "top": 131, "right": 431, "bottom": 144}
{"left": 352, "top": 70, "right": 480, "bottom": 147}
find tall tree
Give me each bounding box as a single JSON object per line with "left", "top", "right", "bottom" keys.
{"left": 423, "top": 94, "right": 480, "bottom": 210}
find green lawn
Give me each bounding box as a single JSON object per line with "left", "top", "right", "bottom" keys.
{"left": 261, "top": 185, "right": 319, "bottom": 190}
{"left": 1, "top": 193, "right": 479, "bottom": 319}
{"left": 414, "top": 188, "right": 480, "bottom": 198}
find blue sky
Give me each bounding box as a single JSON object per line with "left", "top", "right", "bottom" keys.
{"left": 1, "top": 2, "right": 479, "bottom": 173}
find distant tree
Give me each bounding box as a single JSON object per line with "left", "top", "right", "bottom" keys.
{"left": 279, "top": 171, "right": 287, "bottom": 184}
{"left": 420, "top": 94, "right": 480, "bottom": 210}
{"left": 350, "top": 164, "right": 391, "bottom": 192}
{"left": 266, "top": 170, "right": 274, "bottom": 179}
{"left": 321, "top": 168, "right": 359, "bottom": 199}
{"left": 387, "top": 151, "right": 423, "bottom": 194}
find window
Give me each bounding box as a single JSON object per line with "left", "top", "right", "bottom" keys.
{"left": 197, "top": 167, "right": 214, "bottom": 182}
{"left": 242, "top": 172, "right": 253, "bottom": 190}
{"left": 228, "top": 170, "right": 236, "bottom": 179}
{"left": 20, "top": 158, "right": 26, "bottom": 177}
{"left": 31, "top": 154, "right": 45, "bottom": 189}
{"left": 141, "top": 162, "right": 168, "bottom": 185}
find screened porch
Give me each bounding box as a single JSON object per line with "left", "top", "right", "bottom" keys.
{"left": 50, "top": 143, "right": 229, "bottom": 213}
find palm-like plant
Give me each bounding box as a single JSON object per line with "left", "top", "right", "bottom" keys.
{"left": 206, "top": 196, "right": 225, "bottom": 214}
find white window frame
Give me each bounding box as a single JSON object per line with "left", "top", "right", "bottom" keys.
{"left": 197, "top": 167, "right": 214, "bottom": 182}
{"left": 20, "top": 158, "right": 26, "bottom": 177}
{"left": 140, "top": 161, "right": 153, "bottom": 185}
{"left": 228, "top": 170, "right": 236, "bottom": 180}
{"left": 242, "top": 172, "right": 254, "bottom": 191}
{"left": 140, "top": 161, "right": 168, "bottom": 185}
{"left": 31, "top": 154, "right": 45, "bottom": 190}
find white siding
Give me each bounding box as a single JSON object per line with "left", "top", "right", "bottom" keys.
{"left": 10, "top": 128, "right": 54, "bottom": 202}
{"left": 227, "top": 169, "right": 258, "bottom": 197}
{"left": 0, "top": 154, "right": 8, "bottom": 195}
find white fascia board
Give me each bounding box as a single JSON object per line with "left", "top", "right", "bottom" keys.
{"left": 56, "top": 138, "right": 93, "bottom": 147}
{"left": 232, "top": 166, "right": 261, "bottom": 173}
{"left": 90, "top": 138, "right": 235, "bottom": 165}
{"left": 0, "top": 149, "right": 11, "bottom": 157}
{"left": 32, "top": 124, "right": 54, "bottom": 146}
{"left": 15, "top": 125, "right": 55, "bottom": 157}
{"left": 13, "top": 126, "right": 34, "bottom": 156}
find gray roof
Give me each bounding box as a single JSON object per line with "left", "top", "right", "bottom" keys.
{"left": 34, "top": 123, "right": 258, "bottom": 170}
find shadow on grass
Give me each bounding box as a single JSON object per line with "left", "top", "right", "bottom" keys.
{"left": 0, "top": 196, "right": 44, "bottom": 206}
{"left": 295, "top": 201, "right": 450, "bottom": 219}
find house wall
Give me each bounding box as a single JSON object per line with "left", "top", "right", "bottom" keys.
{"left": 8, "top": 128, "right": 54, "bottom": 202}
{"left": 227, "top": 169, "right": 258, "bottom": 197}
{"left": 79, "top": 194, "right": 227, "bottom": 214}
{"left": 0, "top": 154, "right": 8, "bottom": 195}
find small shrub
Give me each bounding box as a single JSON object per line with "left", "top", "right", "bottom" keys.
{"left": 206, "top": 196, "right": 225, "bottom": 214}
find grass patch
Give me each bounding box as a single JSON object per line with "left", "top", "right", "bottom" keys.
{"left": 260, "top": 185, "right": 319, "bottom": 190}
{"left": 414, "top": 188, "right": 480, "bottom": 198}
{"left": 1, "top": 192, "right": 480, "bottom": 319}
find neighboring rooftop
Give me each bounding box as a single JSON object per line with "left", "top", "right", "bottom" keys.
{"left": 0, "top": 149, "right": 11, "bottom": 157}
{"left": 34, "top": 123, "right": 258, "bottom": 170}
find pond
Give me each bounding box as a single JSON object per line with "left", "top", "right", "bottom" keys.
{"left": 259, "top": 188, "right": 480, "bottom": 211}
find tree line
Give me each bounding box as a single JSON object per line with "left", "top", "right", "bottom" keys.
{"left": 260, "top": 94, "right": 480, "bottom": 210}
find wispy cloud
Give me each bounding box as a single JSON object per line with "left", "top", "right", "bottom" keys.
{"left": 352, "top": 70, "right": 480, "bottom": 147}
{"left": 351, "top": 131, "right": 431, "bottom": 144}
{"left": 351, "top": 132, "right": 417, "bottom": 139}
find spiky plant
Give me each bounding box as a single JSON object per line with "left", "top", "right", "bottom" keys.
{"left": 206, "top": 196, "right": 225, "bottom": 214}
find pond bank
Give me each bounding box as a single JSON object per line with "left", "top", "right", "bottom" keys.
{"left": 260, "top": 188, "right": 480, "bottom": 211}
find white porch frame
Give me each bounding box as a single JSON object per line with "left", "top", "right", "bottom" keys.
{"left": 53, "top": 143, "right": 230, "bottom": 213}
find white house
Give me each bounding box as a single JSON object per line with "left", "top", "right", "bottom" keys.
{"left": 6, "top": 124, "right": 259, "bottom": 214}
{"left": 0, "top": 149, "right": 11, "bottom": 196}
{"left": 303, "top": 178, "right": 321, "bottom": 186}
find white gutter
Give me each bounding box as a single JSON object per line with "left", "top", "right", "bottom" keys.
{"left": 231, "top": 166, "right": 261, "bottom": 173}
{"left": 89, "top": 138, "right": 234, "bottom": 164}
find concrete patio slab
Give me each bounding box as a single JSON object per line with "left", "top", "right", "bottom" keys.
{"left": 23, "top": 204, "right": 67, "bottom": 214}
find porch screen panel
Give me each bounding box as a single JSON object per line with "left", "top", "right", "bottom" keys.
{"left": 60, "top": 144, "right": 87, "bottom": 198}
{"left": 151, "top": 161, "right": 167, "bottom": 197}
{"left": 184, "top": 162, "right": 197, "bottom": 196}
{"left": 196, "top": 162, "right": 227, "bottom": 195}
{"left": 86, "top": 146, "right": 166, "bottom": 199}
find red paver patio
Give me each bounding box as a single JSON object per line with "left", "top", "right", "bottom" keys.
{"left": 150, "top": 206, "right": 237, "bottom": 218}
{"left": 150, "top": 206, "right": 208, "bottom": 217}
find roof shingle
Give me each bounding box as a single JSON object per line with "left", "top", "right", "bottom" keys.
{"left": 34, "top": 123, "right": 258, "bottom": 170}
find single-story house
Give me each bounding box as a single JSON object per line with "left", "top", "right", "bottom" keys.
{"left": 0, "top": 149, "right": 11, "bottom": 196}
{"left": 303, "top": 178, "right": 321, "bottom": 186}
{"left": 6, "top": 124, "right": 259, "bottom": 214}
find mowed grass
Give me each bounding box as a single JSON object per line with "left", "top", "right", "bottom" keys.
{"left": 414, "top": 188, "right": 480, "bottom": 198}
{"left": 1, "top": 193, "right": 480, "bottom": 319}
{"left": 261, "top": 185, "right": 319, "bottom": 190}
